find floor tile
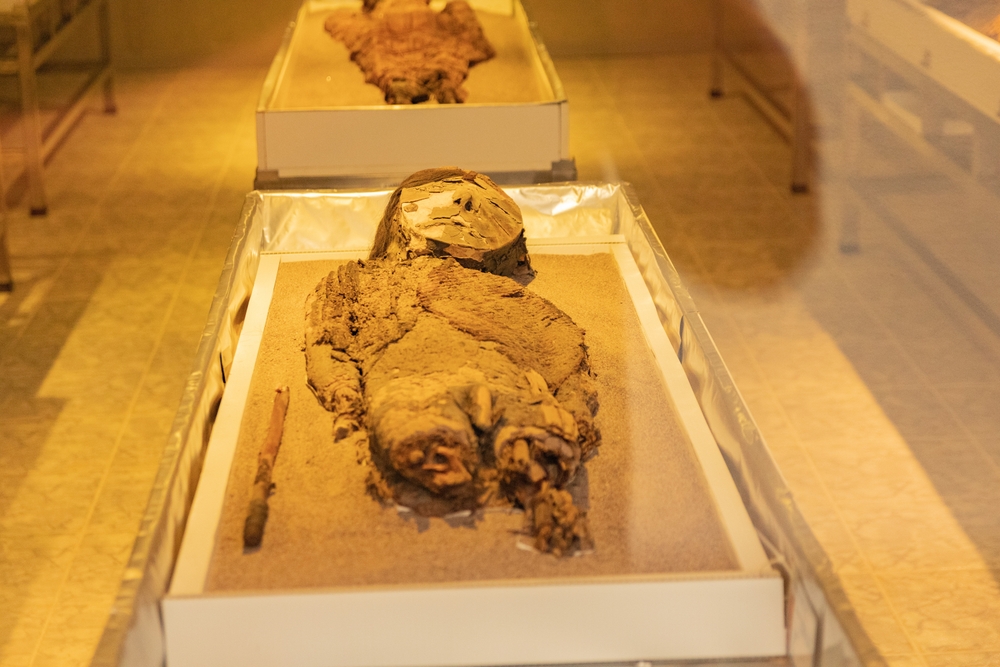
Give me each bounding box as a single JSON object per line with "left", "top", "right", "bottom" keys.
{"left": 86, "top": 466, "right": 159, "bottom": 536}
{"left": 776, "top": 386, "right": 895, "bottom": 443}
{"left": 872, "top": 387, "right": 966, "bottom": 442}
{"left": 838, "top": 571, "right": 917, "bottom": 656}
{"left": 0, "top": 473, "right": 101, "bottom": 536}
{"left": 924, "top": 653, "right": 1000, "bottom": 667}
{"left": 883, "top": 656, "right": 927, "bottom": 667}
{"left": 845, "top": 503, "right": 986, "bottom": 572}
{"left": 936, "top": 385, "right": 1000, "bottom": 440}
{"left": 0, "top": 434, "right": 114, "bottom": 481}
{"left": 1, "top": 46, "right": 1000, "bottom": 667}
{"left": 834, "top": 338, "right": 927, "bottom": 389}
{"left": 0, "top": 535, "right": 77, "bottom": 605}
{"left": 880, "top": 569, "right": 1000, "bottom": 653}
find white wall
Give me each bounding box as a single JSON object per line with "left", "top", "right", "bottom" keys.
{"left": 525, "top": 0, "right": 713, "bottom": 55}
{"left": 109, "top": 0, "right": 303, "bottom": 68}
{"left": 105, "top": 0, "right": 713, "bottom": 69}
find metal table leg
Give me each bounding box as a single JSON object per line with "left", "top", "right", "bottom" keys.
{"left": 0, "top": 176, "right": 11, "bottom": 291}
{"left": 0, "top": 218, "right": 11, "bottom": 291}
{"left": 839, "top": 83, "right": 862, "bottom": 254}
{"left": 709, "top": 0, "right": 810, "bottom": 193}
{"left": 99, "top": 0, "right": 116, "bottom": 114}
{"left": 0, "top": 121, "right": 11, "bottom": 290}
{"left": 791, "top": 81, "right": 810, "bottom": 193}
{"left": 710, "top": 0, "right": 724, "bottom": 98}
{"left": 15, "top": 10, "right": 48, "bottom": 217}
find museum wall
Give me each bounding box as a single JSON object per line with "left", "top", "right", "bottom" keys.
{"left": 108, "top": 0, "right": 304, "bottom": 68}
{"left": 104, "top": 0, "right": 713, "bottom": 69}
{"left": 524, "top": 0, "right": 713, "bottom": 55}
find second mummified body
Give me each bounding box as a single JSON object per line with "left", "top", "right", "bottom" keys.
{"left": 325, "top": 0, "right": 495, "bottom": 104}
{"left": 305, "top": 257, "right": 600, "bottom": 555}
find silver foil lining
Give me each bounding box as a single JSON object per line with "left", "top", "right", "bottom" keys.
{"left": 89, "top": 183, "right": 873, "bottom": 667}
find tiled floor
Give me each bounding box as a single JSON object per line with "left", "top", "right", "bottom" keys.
{"left": 1, "top": 52, "right": 999, "bottom": 667}
{"left": 555, "top": 55, "right": 1000, "bottom": 666}
{"left": 0, "top": 66, "right": 264, "bottom": 667}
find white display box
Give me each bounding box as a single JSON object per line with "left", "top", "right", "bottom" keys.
{"left": 847, "top": 0, "right": 1000, "bottom": 121}
{"left": 86, "top": 182, "right": 872, "bottom": 667}
{"left": 161, "top": 188, "right": 786, "bottom": 666}
{"left": 255, "top": 0, "right": 572, "bottom": 187}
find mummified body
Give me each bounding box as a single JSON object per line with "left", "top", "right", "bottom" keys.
{"left": 325, "top": 0, "right": 495, "bottom": 104}
{"left": 305, "top": 258, "right": 599, "bottom": 554}
{"left": 304, "top": 169, "right": 599, "bottom": 555}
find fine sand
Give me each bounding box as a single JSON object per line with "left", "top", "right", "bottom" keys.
{"left": 206, "top": 253, "right": 737, "bottom": 592}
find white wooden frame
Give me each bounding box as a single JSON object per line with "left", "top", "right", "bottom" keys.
{"left": 163, "top": 239, "right": 785, "bottom": 667}
{"left": 255, "top": 0, "right": 572, "bottom": 187}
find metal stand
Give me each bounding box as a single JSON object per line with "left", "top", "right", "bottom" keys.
{"left": 0, "top": 0, "right": 117, "bottom": 215}
{"left": 841, "top": 26, "right": 1000, "bottom": 255}
{"left": 0, "top": 219, "right": 11, "bottom": 291}
{"left": 709, "top": 0, "right": 725, "bottom": 98}
{"left": 0, "top": 129, "right": 10, "bottom": 291}
{"left": 839, "top": 85, "right": 862, "bottom": 254}
{"left": 709, "top": 0, "right": 810, "bottom": 194}
{"left": 790, "top": 84, "right": 810, "bottom": 193}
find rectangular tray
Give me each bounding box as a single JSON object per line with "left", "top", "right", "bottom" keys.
{"left": 93, "top": 184, "right": 876, "bottom": 667}
{"left": 255, "top": 0, "right": 572, "bottom": 186}
{"left": 162, "top": 231, "right": 784, "bottom": 666}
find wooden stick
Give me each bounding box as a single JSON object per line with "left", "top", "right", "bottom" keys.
{"left": 243, "top": 385, "right": 290, "bottom": 549}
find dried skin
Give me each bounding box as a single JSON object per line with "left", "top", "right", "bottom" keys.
{"left": 325, "top": 0, "right": 495, "bottom": 104}
{"left": 305, "top": 256, "right": 599, "bottom": 554}
{"left": 370, "top": 168, "right": 533, "bottom": 282}
{"left": 531, "top": 484, "right": 593, "bottom": 556}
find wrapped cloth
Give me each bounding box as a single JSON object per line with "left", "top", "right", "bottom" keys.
{"left": 306, "top": 170, "right": 599, "bottom": 555}
{"left": 370, "top": 167, "right": 533, "bottom": 282}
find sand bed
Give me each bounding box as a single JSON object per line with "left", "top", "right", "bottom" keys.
{"left": 270, "top": 4, "right": 554, "bottom": 110}
{"left": 206, "top": 253, "right": 737, "bottom": 592}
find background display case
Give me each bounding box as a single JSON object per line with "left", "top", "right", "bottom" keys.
{"left": 847, "top": 0, "right": 1000, "bottom": 132}
{"left": 0, "top": 0, "right": 115, "bottom": 214}
{"left": 841, "top": 0, "right": 1000, "bottom": 326}
{"left": 843, "top": 0, "right": 1000, "bottom": 196}
{"left": 254, "top": 0, "right": 574, "bottom": 189}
